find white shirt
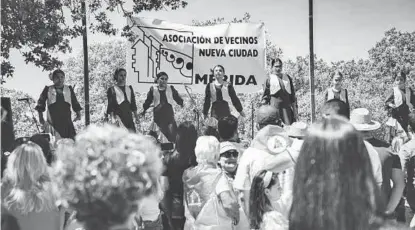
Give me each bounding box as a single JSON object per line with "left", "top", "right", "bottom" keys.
{"left": 364, "top": 140, "right": 383, "bottom": 187}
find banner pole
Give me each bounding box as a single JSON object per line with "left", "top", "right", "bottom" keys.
{"left": 309, "top": 0, "right": 316, "bottom": 122}
{"left": 82, "top": 0, "right": 90, "bottom": 126}
{"left": 251, "top": 101, "right": 255, "bottom": 139}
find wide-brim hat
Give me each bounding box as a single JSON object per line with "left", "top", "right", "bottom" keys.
{"left": 252, "top": 125, "right": 292, "bottom": 155}
{"left": 286, "top": 121, "right": 308, "bottom": 138}
{"left": 350, "top": 108, "right": 381, "bottom": 131}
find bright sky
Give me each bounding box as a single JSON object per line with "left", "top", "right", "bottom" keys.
{"left": 3, "top": 0, "right": 415, "bottom": 98}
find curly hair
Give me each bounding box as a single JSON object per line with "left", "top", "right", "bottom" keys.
{"left": 2, "top": 142, "right": 56, "bottom": 215}
{"left": 52, "top": 125, "right": 163, "bottom": 230}
{"left": 194, "top": 136, "right": 220, "bottom": 164}
{"left": 289, "top": 116, "right": 384, "bottom": 230}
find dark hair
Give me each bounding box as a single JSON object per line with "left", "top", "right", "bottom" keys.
{"left": 289, "top": 116, "right": 384, "bottom": 230}
{"left": 330, "top": 70, "right": 343, "bottom": 80}
{"left": 1, "top": 214, "right": 20, "bottom": 230}
{"left": 203, "top": 126, "right": 220, "bottom": 140}
{"left": 155, "top": 72, "right": 168, "bottom": 83}
{"left": 212, "top": 65, "right": 225, "bottom": 73}
{"left": 271, "top": 58, "right": 283, "bottom": 67}
{"left": 30, "top": 134, "right": 53, "bottom": 165}
{"left": 218, "top": 115, "right": 238, "bottom": 141}
{"left": 52, "top": 69, "right": 65, "bottom": 79}
{"left": 393, "top": 71, "right": 407, "bottom": 81}
{"left": 256, "top": 105, "right": 282, "bottom": 129}
{"left": 321, "top": 98, "right": 350, "bottom": 119}
{"left": 408, "top": 112, "right": 415, "bottom": 132}
{"left": 113, "top": 68, "right": 126, "bottom": 81}
{"left": 249, "top": 170, "right": 279, "bottom": 229}
{"left": 176, "top": 121, "right": 198, "bottom": 167}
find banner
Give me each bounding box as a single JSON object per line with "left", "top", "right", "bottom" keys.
{"left": 126, "top": 17, "right": 266, "bottom": 94}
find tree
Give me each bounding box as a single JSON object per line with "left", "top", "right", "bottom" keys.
{"left": 368, "top": 28, "right": 415, "bottom": 79}
{"left": 1, "top": 0, "right": 188, "bottom": 79}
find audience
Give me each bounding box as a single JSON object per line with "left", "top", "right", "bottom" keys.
{"left": 289, "top": 116, "right": 407, "bottom": 230}
{"left": 52, "top": 125, "right": 163, "bottom": 230}
{"left": 1, "top": 142, "right": 64, "bottom": 230}
{"left": 162, "top": 121, "right": 198, "bottom": 230}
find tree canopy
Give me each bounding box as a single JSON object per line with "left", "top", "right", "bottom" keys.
{"left": 1, "top": 0, "right": 187, "bottom": 79}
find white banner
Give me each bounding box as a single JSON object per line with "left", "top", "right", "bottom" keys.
{"left": 126, "top": 17, "right": 266, "bottom": 94}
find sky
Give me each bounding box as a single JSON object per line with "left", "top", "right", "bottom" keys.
{"left": 3, "top": 0, "right": 415, "bottom": 98}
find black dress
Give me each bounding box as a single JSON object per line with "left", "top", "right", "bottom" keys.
{"left": 262, "top": 75, "right": 297, "bottom": 125}
{"left": 143, "top": 86, "right": 183, "bottom": 142}
{"left": 385, "top": 87, "right": 415, "bottom": 133}
{"left": 35, "top": 85, "right": 82, "bottom": 139}
{"left": 202, "top": 82, "right": 243, "bottom": 121}
{"left": 106, "top": 85, "right": 138, "bottom": 132}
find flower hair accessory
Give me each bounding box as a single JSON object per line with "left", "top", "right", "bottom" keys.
{"left": 267, "top": 135, "right": 289, "bottom": 154}
{"left": 263, "top": 171, "right": 273, "bottom": 188}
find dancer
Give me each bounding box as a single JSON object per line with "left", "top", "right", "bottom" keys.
{"left": 36, "top": 69, "right": 82, "bottom": 139}
{"left": 203, "top": 65, "right": 245, "bottom": 121}
{"left": 324, "top": 71, "right": 349, "bottom": 109}
{"left": 106, "top": 68, "right": 139, "bottom": 132}
{"left": 261, "top": 58, "right": 298, "bottom": 125}
{"left": 385, "top": 71, "right": 415, "bottom": 136}
{"left": 142, "top": 72, "right": 184, "bottom": 143}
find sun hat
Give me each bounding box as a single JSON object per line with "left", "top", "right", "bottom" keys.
{"left": 350, "top": 108, "right": 381, "bottom": 131}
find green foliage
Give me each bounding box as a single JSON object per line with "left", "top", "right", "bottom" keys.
{"left": 1, "top": 0, "right": 188, "bottom": 79}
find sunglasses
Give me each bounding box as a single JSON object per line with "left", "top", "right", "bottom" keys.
{"left": 220, "top": 150, "right": 239, "bottom": 158}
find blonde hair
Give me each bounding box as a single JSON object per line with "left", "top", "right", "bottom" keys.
{"left": 194, "top": 136, "right": 220, "bottom": 164}
{"left": 2, "top": 142, "right": 56, "bottom": 214}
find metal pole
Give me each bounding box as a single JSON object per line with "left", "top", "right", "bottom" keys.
{"left": 81, "top": 1, "right": 90, "bottom": 125}
{"left": 251, "top": 101, "right": 255, "bottom": 139}
{"left": 309, "top": 0, "right": 316, "bottom": 122}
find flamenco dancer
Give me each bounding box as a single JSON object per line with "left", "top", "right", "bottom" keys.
{"left": 35, "top": 69, "right": 82, "bottom": 139}
{"left": 142, "top": 72, "right": 184, "bottom": 143}
{"left": 203, "top": 64, "right": 245, "bottom": 121}
{"left": 106, "top": 68, "right": 139, "bottom": 132}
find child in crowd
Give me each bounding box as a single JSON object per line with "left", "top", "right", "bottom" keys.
{"left": 249, "top": 170, "right": 288, "bottom": 230}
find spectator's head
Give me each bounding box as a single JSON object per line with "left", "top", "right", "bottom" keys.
{"left": 349, "top": 108, "right": 381, "bottom": 136}
{"left": 408, "top": 112, "right": 415, "bottom": 134}
{"left": 321, "top": 98, "right": 350, "bottom": 119}
{"left": 2, "top": 142, "right": 55, "bottom": 214}
{"left": 203, "top": 126, "right": 220, "bottom": 140}
{"left": 249, "top": 170, "right": 282, "bottom": 229}
{"left": 30, "top": 134, "right": 53, "bottom": 165}
{"left": 289, "top": 116, "right": 384, "bottom": 230}
{"left": 256, "top": 105, "right": 282, "bottom": 130}
{"left": 218, "top": 115, "right": 239, "bottom": 141}
{"left": 219, "top": 142, "right": 239, "bottom": 174}
{"left": 54, "top": 138, "right": 75, "bottom": 161}
{"left": 194, "top": 136, "right": 220, "bottom": 165}
{"left": 52, "top": 125, "right": 163, "bottom": 230}
{"left": 176, "top": 121, "right": 198, "bottom": 166}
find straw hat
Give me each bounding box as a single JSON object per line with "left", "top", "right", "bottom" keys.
{"left": 350, "top": 108, "right": 381, "bottom": 131}
{"left": 286, "top": 121, "right": 308, "bottom": 138}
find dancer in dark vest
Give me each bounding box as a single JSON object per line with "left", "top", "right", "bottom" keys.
{"left": 385, "top": 71, "right": 415, "bottom": 134}
{"left": 203, "top": 65, "right": 245, "bottom": 121}
{"left": 261, "top": 58, "right": 298, "bottom": 125}
{"left": 35, "top": 69, "right": 82, "bottom": 139}
{"left": 324, "top": 71, "right": 349, "bottom": 107}
{"left": 106, "top": 68, "right": 139, "bottom": 132}
{"left": 142, "top": 72, "right": 184, "bottom": 143}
